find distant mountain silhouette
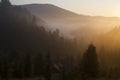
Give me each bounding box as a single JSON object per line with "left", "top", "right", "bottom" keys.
{"left": 21, "top": 4, "right": 120, "bottom": 38}
{"left": 21, "top": 4, "right": 81, "bottom": 19}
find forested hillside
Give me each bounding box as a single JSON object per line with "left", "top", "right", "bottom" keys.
{"left": 0, "top": 0, "right": 82, "bottom": 79}
{"left": 1, "top": 0, "right": 120, "bottom": 80}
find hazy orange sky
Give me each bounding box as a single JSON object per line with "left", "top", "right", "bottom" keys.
{"left": 10, "top": 0, "right": 120, "bottom": 17}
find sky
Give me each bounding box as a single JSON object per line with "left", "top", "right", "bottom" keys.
{"left": 10, "top": 0, "right": 120, "bottom": 17}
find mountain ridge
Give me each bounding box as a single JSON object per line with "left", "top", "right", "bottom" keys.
{"left": 21, "top": 3, "right": 120, "bottom": 19}
{"left": 21, "top": 4, "right": 120, "bottom": 38}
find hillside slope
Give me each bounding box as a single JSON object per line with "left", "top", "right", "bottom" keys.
{"left": 22, "top": 4, "right": 120, "bottom": 37}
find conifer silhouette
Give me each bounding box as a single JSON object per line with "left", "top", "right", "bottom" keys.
{"left": 80, "top": 44, "right": 99, "bottom": 78}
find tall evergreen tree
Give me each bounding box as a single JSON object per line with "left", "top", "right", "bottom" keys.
{"left": 80, "top": 44, "right": 99, "bottom": 78}
{"left": 24, "top": 53, "right": 32, "bottom": 78}
{"left": 33, "top": 53, "right": 44, "bottom": 76}
{"left": 45, "top": 50, "right": 52, "bottom": 80}
{"left": 0, "top": 0, "right": 12, "bottom": 8}
{"left": 12, "top": 52, "right": 24, "bottom": 78}
{"left": 1, "top": 56, "right": 9, "bottom": 78}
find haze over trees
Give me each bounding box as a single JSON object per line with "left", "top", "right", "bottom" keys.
{"left": 0, "top": 0, "right": 120, "bottom": 80}
{"left": 22, "top": 4, "right": 120, "bottom": 38}
{"left": 0, "top": 0, "right": 81, "bottom": 79}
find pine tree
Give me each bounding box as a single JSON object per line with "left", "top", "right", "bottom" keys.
{"left": 1, "top": 56, "right": 9, "bottom": 79}
{"left": 24, "top": 53, "right": 32, "bottom": 78}
{"left": 0, "top": 0, "right": 11, "bottom": 8}
{"left": 45, "top": 50, "right": 52, "bottom": 80}
{"left": 12, "top": 52, "right": 24, "bottom": 78}
{"left": 80, "top": 44, "right": 99, "bottom": 78}
{"left": 33, "top": 53, "right": 44, "bottom": 76}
